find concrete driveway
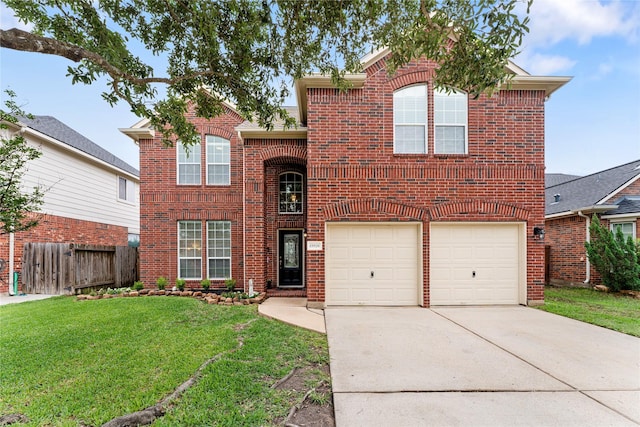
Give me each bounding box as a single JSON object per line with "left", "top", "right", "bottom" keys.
{"left": 325, "top": 306, "right": 640, "bottom": 426}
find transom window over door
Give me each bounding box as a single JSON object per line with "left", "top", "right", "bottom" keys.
{"left": 177, "top": 142, "right": 201, "bottom": 185}
{"left": 279, "top": 172, "right": 303, "bottom": 214}
{"left": 434, "top": 89, "right": 468, "bottom": 154}
{"left": 206, "top": 135, "right": 230, "bottom": 185}
{"left": 393, "top": 85, "right": 427, "bottom": 154}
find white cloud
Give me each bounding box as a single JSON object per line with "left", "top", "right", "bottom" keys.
{"left": 525, "top": 0, "right": 639, "bottom": 47}
{"left": 0, "top": 3, "right": 34, "bottom": 31}
{"left": 515, "top": 52, "right": 576, "bottom": 75}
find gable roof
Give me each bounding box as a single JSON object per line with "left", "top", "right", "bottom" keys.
{"left": 21, "top": 115, "right": 139, "bottom": 178}
{"left": 545, "top": 160, "right": 640, "bottom": 217}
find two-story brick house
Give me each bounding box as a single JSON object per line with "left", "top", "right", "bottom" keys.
{"left": 122, "top": 49, "right": 569, "bottom": 307}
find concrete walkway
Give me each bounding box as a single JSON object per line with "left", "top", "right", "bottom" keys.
{"left": 258, "top": 297, "right": 326, "bottom": 333}
{"left": 0, "top": 293, "right": 57, "bottom": 305}
{"left": 326, "top": 306, "right": 640, "bottom": 427}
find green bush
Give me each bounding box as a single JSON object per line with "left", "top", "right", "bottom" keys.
{"left": 200, "top": 278, "right": 210, "bottom": 291}
{"left": 156, "top": 276, "right": 167, "bottom": 290}
{"left": 175, "top": 278, "right": 186, "bottom": 291}
{"left": 133, "top": 281, "right": 144, "bottom": 291}
{"left": 585, "top": 215, "right": 640, "bottom": 292}
{"left": 224, "top": 278, "right": 237, "bottom": 292}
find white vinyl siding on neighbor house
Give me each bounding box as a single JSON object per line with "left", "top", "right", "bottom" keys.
{"left": 610, "top": 222, "right": 636, "bottom": 241}
{"left": 20, "top": 137, "right": 139, "bottom": 234}
{"left": 434, "top": 89, "right": 468, "bottom": 154}
{"left": 177, "top": 142, "right": 201, "bottom": 185}
{"left": 394, "top": 85, "right": 427, "bottom": 154}
{"left": 207, "top": 221, "right": 231, "bottom": 279}
{"left": 206, "top": 136, "right": 230, "bottom": 185}
{"left": 178, "top": 221, "right": 202, "bottom": 279}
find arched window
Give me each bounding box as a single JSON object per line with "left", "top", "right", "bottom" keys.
{"left": 279, "top": 172, "right": 303, "bottom": 214}
{"left": 393, "top": 84, "right": 427, "bottom": 154}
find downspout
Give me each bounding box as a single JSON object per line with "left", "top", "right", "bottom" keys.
{"left": 8, "top": 232, "right": 15, "bottom": 296}
{"left": 577, "top": 211, "right": 591, "bottom": 284}
{"left": 239, "top": 131, "right": 246, "bottom": 293}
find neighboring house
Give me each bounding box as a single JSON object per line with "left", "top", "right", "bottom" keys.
{"left": 0, "top": 116, "right": 140, "bottom": 293}
{"left": 122, "top": 48, "right": 569, "bottom": 308}
{"left": 545, "top": 160, "right": 640, "bottom": 286}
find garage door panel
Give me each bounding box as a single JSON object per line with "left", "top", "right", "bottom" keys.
{"left": 430, "top": 223, "right": 521, "bottom": 306}
{"left": 326, "top": 223, "right": 420, "bottom": 306}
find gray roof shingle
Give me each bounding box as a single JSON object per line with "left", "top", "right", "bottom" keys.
{"left": 545, "top": 173, "right": 581, "bottom": 188}
{"left": 605, "top": 197, "right": 640, "bottom": 216}
{"left": 545, "top": 160, "right": 640, "bottom": 216}
{"left": 21, "top": 115, "right": 139, "bottom": 177}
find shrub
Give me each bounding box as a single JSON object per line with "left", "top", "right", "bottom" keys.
{"left": 156, "top": 276, "right": 168, "bottom": 290}
{"left": 224, "top": 278, "right": 237, "bottom": 292}
{"left": 200, "top": 278, "right": 210, "bottom": 291}
{"left": 133, "top": 281, "right": 144, "bottom": 291}
{"left": 176, "top": 278, "right": 186, "bottom": 291}
{"left": 585, "top": 215, "right": 640, "bottom": 292}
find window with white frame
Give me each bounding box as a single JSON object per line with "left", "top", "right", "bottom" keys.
{"left": 206, "top": 135, "right": 230, "bottom": 185}
{"left": 178, "top": 221, "right": 202, "bottom": 279}
{"left": 393, "top": 85, "right": 427, "bottom": 154}
{"left": 279, "top": 172, "right": 303, "bottom": 213}
{"left": 434, "top": 88, "right": 468, "bottom": 154}
{"left": 207, "top": 221, "right": 231, "bottom": 279}
{"left": 610, "top": 222, "right": 636, "bottom": 241}
{"left": 118, "top": 176, "right": 135, "bottom": 203}
{"left": 177, "top": 142, "right": 201, "bottom": 185}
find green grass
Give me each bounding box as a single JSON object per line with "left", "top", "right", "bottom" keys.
{"left": 538, "top": 287, "right": 640, "bottom": 337}
{"left": 0, "top": 296, "right": 328, "bottom": 426}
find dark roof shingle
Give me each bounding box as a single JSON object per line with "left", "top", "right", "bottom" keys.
{"left": 21, "top": 115, "right": 139, "bottom": 177}
{"left": 545, "top": 160, "right": 640, "bottom": 216}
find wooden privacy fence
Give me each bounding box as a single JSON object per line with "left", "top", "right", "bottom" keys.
{"left": 22, "top": 243, "right": 138, "bottom": 295}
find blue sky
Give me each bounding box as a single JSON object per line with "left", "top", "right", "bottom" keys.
{"left": 1, "top": 0, "right": 639, "bottom": 176}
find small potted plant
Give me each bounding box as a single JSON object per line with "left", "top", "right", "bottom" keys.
{"left": 176, "top": 278, "right": 186, "bottom": 291}
{"left": 156, "top": 276, "right": 167, "bottom": 290}
{"left": 201, "top": 278, "right": 211, "bottom": 292}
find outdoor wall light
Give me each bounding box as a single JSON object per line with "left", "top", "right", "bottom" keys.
{"left": 533, "top": 227, "right": 545, "bottom": 240}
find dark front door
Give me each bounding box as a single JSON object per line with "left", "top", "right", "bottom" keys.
{"left": 278, "top": 230, "right": 303, "bottom": 288}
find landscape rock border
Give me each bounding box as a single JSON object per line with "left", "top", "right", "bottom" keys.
{"left": 76, "top": 289, "right": 267, "bottom": 305}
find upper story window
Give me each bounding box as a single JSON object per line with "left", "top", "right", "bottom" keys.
{"left": 118, "top": 176, "right": 135, "bottom": 203}
{"left": 611, "top": 222, "right": 636, "bottom": 241}
{"left": 393, "top": 85, "right": 427, "bottom": 154}
{"left": 279, "top": 172, "right": 303, "bottom": 214}
{"left": 206, "top": 135, "right": 230, "bottom": 185}
{"left": 177, "top": 142, "right": 201, "bottom": 185}
{"left": 434, "top": 88, "right": 468, "bottom": 154}
{"left": 393, "top": 84, "right": 468, "bottom": 155}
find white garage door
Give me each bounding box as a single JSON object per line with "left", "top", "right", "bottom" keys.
{"left": 326, "top": 223, "right": 421, "bottom": 306}
{"left": 430, "top": 223, "right": 523, "bottom": 305}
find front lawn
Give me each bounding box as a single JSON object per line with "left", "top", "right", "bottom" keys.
{"left": 0, "top": 296, "right": 328, "bottom": 426}
{"left": 538, "top": 287, "right": 640, "bottom": 337}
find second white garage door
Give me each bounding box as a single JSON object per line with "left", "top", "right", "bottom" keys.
{"left": 430, "top": 223, "right": 524, "bottom": 305}
{"left": 325, "top": 223, "right": 421, "bottom": 306}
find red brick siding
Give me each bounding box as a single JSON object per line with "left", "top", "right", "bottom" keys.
{"left": 305, "top": 55, "right": 546, "bottom": 305}
{"left": 0, "top": 213, "right": 128, "bottom": 293}
{"left": 139, "top": 54, "right": 548, "bottom": 305}
{"left": 545, "top": 215, "right": 591, "bottom": 286}
{"left": 138, "top": 107, "right": 246, "bottom": 290}
{"left": 546, "top": 177, "right": 640, "bottom": 287}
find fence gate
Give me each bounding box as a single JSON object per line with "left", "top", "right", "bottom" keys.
{"left": 22, "top": 243, "right": 138, "bottom": 295}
